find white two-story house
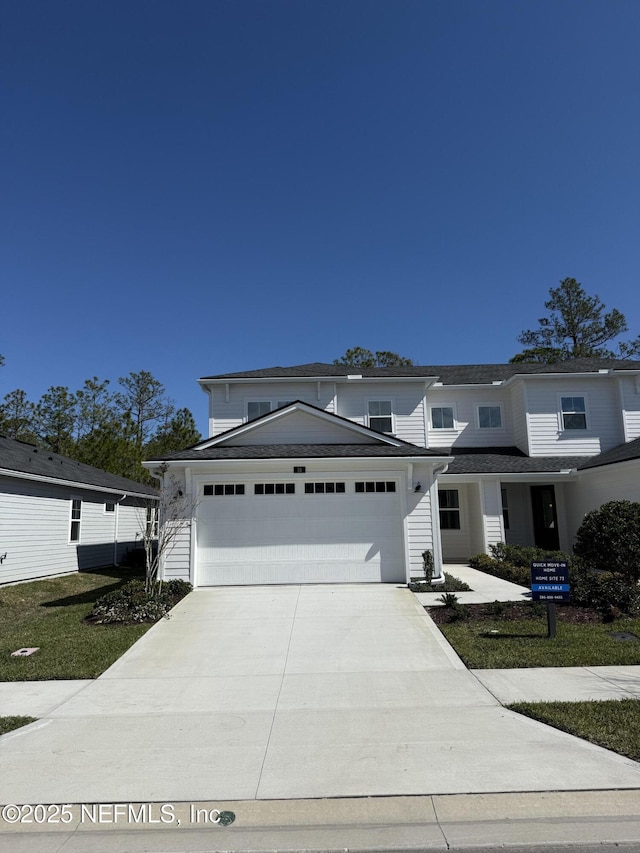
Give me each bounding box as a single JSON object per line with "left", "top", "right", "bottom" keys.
{"left": 144, "top": 358, "right": 640, "bottom": 587}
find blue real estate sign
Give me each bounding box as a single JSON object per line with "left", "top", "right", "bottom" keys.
{"left": 530, "top": 561, "right": 570, "bottom": 602}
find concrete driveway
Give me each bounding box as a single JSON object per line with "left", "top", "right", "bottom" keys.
{"left": 2, "top": 584, "right": 640, "bottom": 803}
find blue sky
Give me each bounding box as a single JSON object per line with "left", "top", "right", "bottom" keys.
{"left": 2, "top": 0, "right": 640, "bottom": 436}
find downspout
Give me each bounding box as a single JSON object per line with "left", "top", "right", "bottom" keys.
{"left": 430, "top": 462, "right": 450, "bottom": 584}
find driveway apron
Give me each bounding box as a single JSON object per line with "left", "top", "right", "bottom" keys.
{"left": 1, "top": 585, "right": 640, "bottom": 803}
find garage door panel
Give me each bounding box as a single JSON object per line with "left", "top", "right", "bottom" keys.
{"left": 196, "top": 485, "right": 404, "bottom": 585}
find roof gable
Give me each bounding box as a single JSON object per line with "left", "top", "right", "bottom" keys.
{"left": 191, "top": 401, "right": 407, "bottom": 450}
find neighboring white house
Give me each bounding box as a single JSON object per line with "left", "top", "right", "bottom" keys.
{"left": 0, "top": 436, "right": 159, "bottom": 585}
{"left": 144, "top": 358, "right": 640, "bottom": 587}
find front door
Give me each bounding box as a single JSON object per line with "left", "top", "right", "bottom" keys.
{"left": 530, "top": 485, "right": 560, "bottom": 551}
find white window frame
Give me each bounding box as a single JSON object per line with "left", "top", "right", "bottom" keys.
{"left": 104, "top": 502, "right": 116, "bottom": 513}
{"left": 69, "top": 498, "right": 82, "bottom": 543}
{"left": 558, "top": 393, "right": 589, "bottom": 431}
{"left": 366, "top": 399, "right": 394, "bottom": 434}
{"left": 430, "top": 404, "right": 457, "bottom": 431}
{"left": 438, "top": 488, "right": 461, "bottom": 530}
{"left": 476, "top": 403, "right": 504, "bottom": 430}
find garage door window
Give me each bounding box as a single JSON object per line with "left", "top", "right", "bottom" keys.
{"left": 355, "top": 481, "right": 396, "bottom": 493}
{"left": 304, "top": 482, "right": 346, "bottom": 494}
{"left": 204, "top": 484, "right": 245, "bottom": 496}
{"left": 254, "top": 483, "right": 296, "bottom": 495}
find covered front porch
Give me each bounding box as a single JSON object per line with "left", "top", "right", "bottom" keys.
{"left": 436, "top": 472, "right": 579, "bottom": 563}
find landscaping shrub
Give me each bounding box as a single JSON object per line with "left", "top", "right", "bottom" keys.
{"left": 408, "top": 573, "right": 471, "bottom": 593}
{"left": 570, "top": 559, "right": 640, "bottom": 619}
{"left": 469, "top": 543, "right": 572, "bottom": 587}
{"left": 89, "top": 578, "right": 193, "bottom": 625}
{"left": 574, "top": 500, "right": 640, "bottom": 583}
{"left": 437, "top": 592, "right": 468, "bottom": 621}
{"left": 421, "top": 550, "right": 434, "bottom": 584}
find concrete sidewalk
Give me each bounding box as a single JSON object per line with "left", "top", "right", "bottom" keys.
{"left": 413, "top": 563, "right": 531, "bottom": 606}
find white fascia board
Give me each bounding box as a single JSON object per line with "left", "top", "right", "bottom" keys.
{"left": 193, "top": 402, "right": 408, "bottom": 449}
{"left": 578, "top": 456, "right": 640, "bottom": 475}
{"left": 199, "top": 375, "right": 441, "bottom": 387}
{"left": 439, "top": 470, "right": 579, "bottom": 483}
{"left": 0, "top": 467, "right": 158, "bottom": 500}
{"left": 145, "top": 454, "right": 451, "bottom": 468}
{"left": 502, "top": 370, "right": 622, "bottom": 388}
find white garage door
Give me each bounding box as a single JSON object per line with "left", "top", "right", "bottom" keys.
{"left": 196, "top": 479, "right": 405, "bottom": 585}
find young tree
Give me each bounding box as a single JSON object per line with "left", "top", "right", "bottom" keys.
{"left": 334, "top": 347, "right": 414, "bottom": 368}
{"left": 511, "top": 278, "right": 640, "bottom": 363}
{"left": 138, "top": 468, "right": 198, "bottom": 595}
{"left": 0, "top": 389, "right": 36, "bottom": 441}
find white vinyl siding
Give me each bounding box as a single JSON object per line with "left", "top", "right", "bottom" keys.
{"left": 525, "top": 378, "right": 623, "bottom": 455}
{"left": 0, "top": 477, "right": 153, "bottom": 585}
{"left": 565, "top": 460, "right": 640, "bottom": 546}
{"left": 619, "top": 376, "right": 640, "bottom": 441}
{"left": 427, "top": 390, "right": 512, "bottom": 448}
{"left": 230, "top": 409, "right": 380, "bottom": 446}
{"left": 206, "top": 382, "right": 337, "bottom": 437}
{"left": 439, "top": 483, "right": 483, "bottom": 562}
{"left": 335, "top": 382, "right": 427, "bottom": 445}
{"left": 511, "top": 382, "right": 530, "bottom": 454}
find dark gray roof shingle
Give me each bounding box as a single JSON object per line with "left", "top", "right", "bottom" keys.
{"left": 201, "top": 358, "right": 640, "bottom": 385}
{"left": 445, "top": 447, "right": 591, "bottom": 474}
{"left": 0, "top": 436, "right": 158, "bottom": 497}
{"left": 578, "top": 436, "right": 640, "bottom": 470}
{"left": 155, "top": 444, "right": 448, "bottom": 461}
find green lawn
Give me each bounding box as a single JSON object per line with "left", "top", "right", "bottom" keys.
{"left": 0, "top": 716, "right": 37, "bottom": 735}
{"left": 439, "top": 616, "right": 640, "bottom": 668}
{"left": 0, "top": 569, "right": 152, "bottom": 681}
{"left": 509, "top": 699, "right": 640, "bottom": 762}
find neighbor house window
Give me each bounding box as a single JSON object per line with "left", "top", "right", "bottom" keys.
{"left": 560, "top": 396, "right": 587, "bottom": 430}
{"left": 70, "top": 499, "right": 81, "bottom": 542}
{"left": 104, "top": 502, "right": 115, "bottom": 513}
{"left": 431, "top": 407, "right": 455, "bottom": 429}
{"left": 501, "top": 487, "right": 510, "bottom": 530}
{"left": 438, "top": 489, "right": 460, "bottom": 530}
{"left": 478, "top": 405, "right": 503, "bottom": 429}
{"left": 368, "top": 400, "right": 393, "bottom": 433}
{"left": 146, "top": 506, "right": 158, "bottom": 538}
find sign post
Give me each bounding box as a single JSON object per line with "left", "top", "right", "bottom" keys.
{"left": 530, "top": 560, "right": 570, "bottom": 639}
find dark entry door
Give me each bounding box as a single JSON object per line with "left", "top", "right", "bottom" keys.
{"left": 530, "top": 485, "right": 560, "bottom": 551}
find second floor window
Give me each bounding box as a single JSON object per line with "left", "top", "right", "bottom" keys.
{"left": 431, "top": 406, "right": 455, "bottom": 430}
{"left": 368, "top": 400, "right": 393, "bottom": 433}
{"left": 247, "top": 401, "right": 295, "bottom": 421}
{"left": 560, "top": 396, "right": 587, "bottom": 430}
{"left": 478, "top": 405, "right": 502, "bottom": 429}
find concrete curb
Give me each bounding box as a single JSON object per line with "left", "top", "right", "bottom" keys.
{"left": 1, "top": 791, "right": 640, "bottom": 851}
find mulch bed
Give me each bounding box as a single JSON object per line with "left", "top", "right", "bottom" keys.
{"left": 428, "top": 602, "right": 603, "bottom": 625}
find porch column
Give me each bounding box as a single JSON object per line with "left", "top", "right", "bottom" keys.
{"left": 480, "top": 477, "right": 505, "bottom": 553}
